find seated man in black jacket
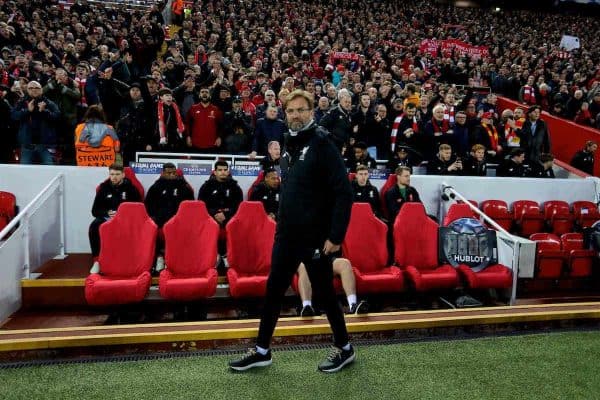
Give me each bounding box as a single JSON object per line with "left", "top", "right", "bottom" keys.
{"left": 496, "top": 148, "right": 527, "bottom": 177}
{"left": 347, "top": 142, "right": 377, "bottom": 172}
{"left": 89, "top": 163, "right": 141, "bottom": 271}
{"left": 351, "top": 165, "right": 381, "bottom": 217}
{"left": 145, "top": 162, "right": 195, "bottom": 270}
{"left": 570, "top": 140, "right": 597, "bottom": 175}
{"left": 385, "top": 166, "right": 422, "bottom": 225}
{"left": 427, "top": 144, "right": 463, "bottom": 175}
{"left": 462, "top": 144, "right": 488, "bottom": 176}
{"left": 250, "top": 168, "right": 280, "bottom": 220}
{"left": 198, "top": 160, "right": 244, "bottom": 254}
{"left": 528, "top": 153, "right": 555, "bottom": 178}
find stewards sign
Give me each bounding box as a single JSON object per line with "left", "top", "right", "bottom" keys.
{"left": 76, "top": 146, "right": 116, "bottom": 167}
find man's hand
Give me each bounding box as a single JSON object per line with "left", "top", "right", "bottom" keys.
{"left": 145, "top": 144, "right": 152, "bottom": 151}
{"left": 323, "top": 239, "right": 340, "bottom": 255}
{"left": 37, "top": 101, "right": 46, "bottom": 111}
{"left": 214, "top": 212, "right": 226, "bottom": 224}
{"left": 27, "top": 99, "right": 35, "bottom": 112}
{"left": 186, "top": 136, "right": 192, "bottom": 147}
{"left": 215, "top": 137, "right": 222, "bottom": 147}
{"left": 248, "top": 151, "right": 257, "bottom": 160}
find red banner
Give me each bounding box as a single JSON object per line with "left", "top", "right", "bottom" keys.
{"left": 419, "top": 39, "right": 489, "bottom": 59}
{"left": 330, "top": 52, "right": 360, "bottom": 61}
{"left": 382, "top": 40, "right": 407, "bottom": 49}
{"left": 419, "top": 39, "right": 439, "bottom": 57}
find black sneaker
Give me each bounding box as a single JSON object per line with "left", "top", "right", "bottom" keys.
{"left": 318, "top": 345, "right": 355, "bottom": 373}
{"left": 229, "top": 348, "right": 272, "bottom": 371}
{"left": 348, "top": 300, "right": 369, "bottom": 315}
{"left": 300, "top": 304, "right": 316, "bottom": 317}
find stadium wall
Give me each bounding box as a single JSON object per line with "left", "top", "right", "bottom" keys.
{"left": 1, "top": 165, "right": 599, "bottom": 253}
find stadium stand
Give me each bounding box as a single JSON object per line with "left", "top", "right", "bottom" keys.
{"left": 2, "top": 0, "right": 600, "bottom": 365}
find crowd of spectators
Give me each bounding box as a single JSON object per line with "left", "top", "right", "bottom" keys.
{"left": 0, "top": 0, "right": 598, "bottom": 172}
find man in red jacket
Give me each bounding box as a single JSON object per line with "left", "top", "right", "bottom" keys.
{"left": 185, "top": 86, "right": 223, "bottom": 153}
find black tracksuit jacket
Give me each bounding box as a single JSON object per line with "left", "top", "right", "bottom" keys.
{"left": 92, "top": 178, "right": 141, "bottom": 219}
{"left": 278, "top": 124, "right": 353, "bottom": 246}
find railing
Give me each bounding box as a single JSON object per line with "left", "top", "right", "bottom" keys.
{"left": 0, "top": 174, "right": 66, "bottom": 278}
{"left": 441, "top": 183, "right": 530, "bottom": 305}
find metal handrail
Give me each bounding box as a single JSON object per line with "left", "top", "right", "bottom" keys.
{"left": 441, "top": 182, "right": 520, "bottom": 305}
{"left": 441, "top": 183, "right": 512, "bottom": 237}
{"left": 0, "top": 174, "right": 65, "bottom": 278}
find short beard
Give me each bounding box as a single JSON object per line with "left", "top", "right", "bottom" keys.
{"left": 288, "top": 121, "right": 305, "bottom": 131}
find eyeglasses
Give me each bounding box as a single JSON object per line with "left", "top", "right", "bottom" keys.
{"left": 285, "top": 108, "right": 311, "bottom": 115}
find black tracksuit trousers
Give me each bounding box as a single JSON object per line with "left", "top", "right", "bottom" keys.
{"left": 256, "top": 232, "right": 349, "bottom": 349}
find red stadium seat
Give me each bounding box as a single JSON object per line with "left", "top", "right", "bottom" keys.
{"left": 458, "top": 199, "right": 479, "bottom": 209}
{"left": 247, "top": 170, "right": 265, "bottom": 199}
{"left": 513, "top": 200, "right": 544, "bottom": 237}
{"left": 342, "top": 203, "right": 403, "bottom": 293}
{"left": 85, "top": 203, "right": 157, "bottom": 305}
{"left": 379, "top": 173, "right": 397, "bottom": 219}
{"left": 0, "top": 191, "right": 17, "bottom": 232}
{"left": 529, "top": 233, "right": 564, "bottom": 279}
{"left": 443, "top": 203, "right": 478, "bottom": 226}
{"left": 457, "top": 264, "right": 513, "bottom": 289}
{"left": 394, "top": 203, "right": 459, "bottom": 291}
{"left": 480, "top": 200, "right": 512, "bottom": 232}
{"left": 572, "top": 201, "right": 600, "bottom": 229}
{"left": 226, "top": 201, "right": 276, "bottom": 297}
{"left": 543, "top": 201, "right": 573, "bottom": 235}
{"left": 124, "top": 167, "right": 145, "bottom": 200}
{"left": 159, "top": 201, "right": 219, "bottom": 301}
{"left": 560, "top": 233, "right": 595, "bottom": 278}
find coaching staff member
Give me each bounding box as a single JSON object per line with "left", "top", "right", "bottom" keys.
{"left": 229, "top": 90, "right": 355, "bottom": 373}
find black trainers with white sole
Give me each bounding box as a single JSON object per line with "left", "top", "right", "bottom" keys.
{"left": 228, "top": 348, "right": 272, "bottom": 371}
{"left": 348, "top": 300, "right": 369, "bottom": 315}
{"left": 317, "top": 345, "right": 355, "bottom": 373}
{"left": 300, "top": 304, "right": 316, "bottom": 317}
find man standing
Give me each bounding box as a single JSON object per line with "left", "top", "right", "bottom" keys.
{"left": 249, "top": 106, "right": 286, "bottom": 158}
{"left": 570, "top": 141, "right": 597, "bottom": 175}
{"left": 185, "top": 86, "right": 223, "bottom": 153}
{"left": 516, "top": 105, "right": 550, "bottom": 164}
{"left": 319, "top": 89, "right": 353, "bottom": 151}
{"left": 229, "top": 90, "right": 355, "bottom": 373}
{"left": 89, "top": 164, "right": 141, "bottom": 265}
{"left": 11, "top": 80, "right": 61, "bottom": 164}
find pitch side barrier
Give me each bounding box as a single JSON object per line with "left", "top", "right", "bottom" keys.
{"left": 0, "top": 165, "right": 598, "bottom": 254}
{"left": 0, "top": 174, "right": 66, "bottom": 324}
